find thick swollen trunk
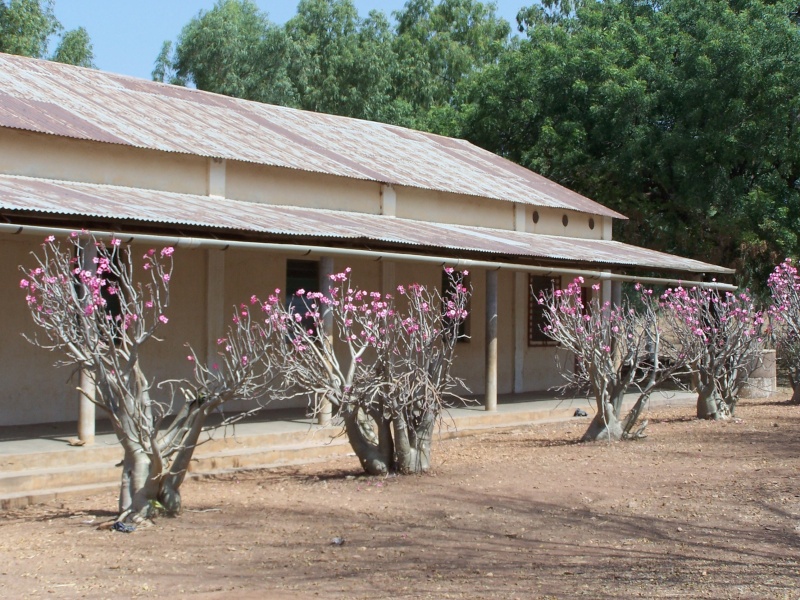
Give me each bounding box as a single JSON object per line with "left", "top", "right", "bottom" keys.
{"left": 392, "top": 411, "right": 434, "bottom": 474}
{"left": 582, "top": 400, "right": 624, "bottom": 441}
{"left": 343, "top": 409, "right": 394, "bottom": 475}
{"left": 118, "top": 444, "right": 160, "bottom": 523}
{"left": 695, "top": 374, "right": 727, "bottom": 420}
{"left": 115, "top": 402, "right": 213, "bottom": 522}
{"left": 791, "top": 384, "right": 800, "bottom": 405}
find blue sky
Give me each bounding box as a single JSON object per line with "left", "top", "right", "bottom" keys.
{"left": 53, "top": 1, "right": 526, "bottom": 81}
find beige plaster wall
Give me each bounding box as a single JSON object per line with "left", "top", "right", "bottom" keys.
{"left": 226, "top": 161, "right": 381, "bottom": 214}
{"left": 0, "top": 129, "right": 208, "bottom": 195}
{"left": 524, "top": 205, "right": 604, "bottom": 240}
{"left": 0, "top": 237, "right": 75, "bottom": 425}
{"left": 396, "top": 187, "right": 514, "bottom": 230}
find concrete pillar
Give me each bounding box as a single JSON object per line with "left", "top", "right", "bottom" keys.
{"left": 742, "top": 349, "right": 777, "bottom": 398}
{"left": 77, "top": 241, "right": 97, "bottom": 444}
{"left": 485, "top": 269, "right": 498, "bottom": 411}
{"left": 317, "top": 257, "right": 334, "bottom": 425}
{"left": 513, "top": 272, "right": 526, "bottom": 393}
{"left": 206, "top": 250, "right": 226, "bottom": 366}
{"left": 611, "top": 280, "right": 622, "bottom": 308}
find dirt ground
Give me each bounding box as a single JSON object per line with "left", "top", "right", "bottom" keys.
{"left": 1, "top": 393, "right": 798, "bottom": 600}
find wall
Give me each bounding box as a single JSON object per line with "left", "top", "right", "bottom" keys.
{"left": 0, "top": 129, "right": 208, "bottom": 195}
{"left": 0, "top": 130, "right": 610, "bottom": 240}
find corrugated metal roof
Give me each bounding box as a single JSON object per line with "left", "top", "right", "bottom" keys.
{"left": 0, "top": 53, "right": 625, "bottom": 219}
{"left": 0, "top": 175, "right": 729, "bottom": 274}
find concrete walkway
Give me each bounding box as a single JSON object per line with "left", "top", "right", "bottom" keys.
{"left": 0, "top": 389, "right": 698, "bottom": 509}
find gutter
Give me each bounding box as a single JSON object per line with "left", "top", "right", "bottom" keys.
{"left": 0, "top": 222, "right": 737, "bottom": 291}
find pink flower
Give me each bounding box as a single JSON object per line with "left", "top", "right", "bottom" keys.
{"left": 110, "top": 238, "right": 121, "bottom": 247}
{"left": 187, "top": 355, "right": 194, "bottom": 362}
{"left": 45, "top": 235, "right": 55, "bottom": 243}
{"left": 19, "top": 279, "right": 29, "bottom": 288}
{"left": 160, "top": 247, "right": 174, "bottom": 257}
{"left": 162, "top": 274, "right": 170, "bottom": 282}
{"left": 158, "top": 315, "right": 169, "bottom": 324}
{"left": 145, "top": 301, "right": 153, "bottom": 308}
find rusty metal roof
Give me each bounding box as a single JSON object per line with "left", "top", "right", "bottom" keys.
{"left": 0, "top": 175, "right": 729, "bottom": 273}
{"left": 0, "top": 53, "right": 625, "bottom": 219}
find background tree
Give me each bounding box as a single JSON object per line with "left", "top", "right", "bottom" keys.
{"left": 21, "top": 235, "right": 280, "bottom": 524}
{"left": 462, "top": 0, "right": 800, "bottom": 290}
{"left": 0, "top": 0, "right": 94, "bottom": 66}
{"left": 285, "top": 0, "right": 396, "bottom": 121}
{"left": 154, "top": 0, "right": 296, "bottom": 106}
{"left": 391, "top": 0, "right": 511, "bottom": 132}
{"left": 51, "top": 25, "right": 94, "bottom": 67}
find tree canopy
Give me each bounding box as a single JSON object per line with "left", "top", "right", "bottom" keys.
{"left": 0, "top": 0, "right": 94, "bottom": 67}
{"left": 462, "top": 0, "right": 800, "bottom": 289}
{"left": 154, "top": 0, "right": 510, "bottom": 128}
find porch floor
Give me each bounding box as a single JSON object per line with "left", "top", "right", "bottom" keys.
{"left": 0, "top": 389, "right": 697, "bottom": 509}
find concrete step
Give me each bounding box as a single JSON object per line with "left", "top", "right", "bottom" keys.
{"left": 0, "top": 482, "right": 119, "bottom": 510}
{"left": 0, "top": 403, "right": 600, "bottom": 508}
{"left": 0, "top": 461, "right": 121, "bottom": 495}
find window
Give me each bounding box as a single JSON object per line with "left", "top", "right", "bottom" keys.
{"left": 529, "top": 276, "right": 591, "bottom": 346}
{"left": 442, "top": 270, "right": 470, "bottom": 342}
{"left": 528, "top": 275, "right": 559, "bottom": 346}
{"left": 286, "top": 260, "right": 320, "bottom": 332}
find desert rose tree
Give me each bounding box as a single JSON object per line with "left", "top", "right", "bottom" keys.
{"left": 768, "top": 259, "right": 800, "bottom": 404}
{"left": 21, "top": 234, "right": 280, "bottom": 523}
{"left": 660, "top": 285, "right": 765, "bottom": 419}
{"left": 539, "top": 278, "right": 689, "bottom": 441}
{"left": 267, "top": 267, "right": 470, "bottom": 474}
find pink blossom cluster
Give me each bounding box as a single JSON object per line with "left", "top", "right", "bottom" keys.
{"left": 660, "top": 285, "right": 763, "bottom": 343}
{"left": 20, "top": 234, "right": 175, "bottom": 334}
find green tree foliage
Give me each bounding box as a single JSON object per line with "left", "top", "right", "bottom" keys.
{"left": 391, "top": 0, "right": 511, "bottom": 132}
{"left": 0, "top": 0, "right": 94, "bottom": 67}
{"left": 154, "top": 0, "right": 296, "bottom": 106}
{"left": 463, "top": 0, "right": 800, "bottom": 289}
{"left": 285, "top": 0, "right": 396, "bottom": 121}
{"left": 52, "top": 25, "right": 94, "bottom": 68}
{"left": 156, "top": 0, "right": 510, "bottom": 131}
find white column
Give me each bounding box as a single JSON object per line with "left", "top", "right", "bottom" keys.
{"left": 318, "top": 257, "right": 334, "bottom": 425}
{"left": 77, "top": 241, "right": 97, "bottom": 444}
{"left": 485, "top": 269, "right": 498, "bottom": 411}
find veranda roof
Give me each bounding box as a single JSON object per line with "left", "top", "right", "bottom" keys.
{"left": 0, "top": 174, "right": 730, "bottom": 275}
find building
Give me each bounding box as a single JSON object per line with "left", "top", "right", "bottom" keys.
{"left": 0, "top": 53, "right": 731, "bottom": 437}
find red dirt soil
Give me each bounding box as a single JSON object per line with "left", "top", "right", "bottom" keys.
{"left": 1, "top": 393, "right": 798, "bottom": 599}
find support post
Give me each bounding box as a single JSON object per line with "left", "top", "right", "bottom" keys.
{"left": 318, "top": 257, "right": 334, "bottom": 425}
{"left": 77, "top": 241, "right": 97, "bottom": 444}
{"left": 485, "top": 269, "right": 498, "bottom": 411}
{"left": 206, "top": 250, "right": 226, "bottom": 367}
{"left": 513, "top": 272, "right": 526, "bottom": 393}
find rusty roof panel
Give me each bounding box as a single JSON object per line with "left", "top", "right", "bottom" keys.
{"left": 0, "top": 53, "right": 625, "bottom": 219}
{"left": 0, "top": 175, "right": 728, "bottom": 274}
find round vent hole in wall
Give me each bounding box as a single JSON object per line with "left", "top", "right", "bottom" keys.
{"left": 562, "top": 214, "right": 569, "bottom": 227}
{"left": 589, "top": 217, "right": 595, "bottom": 230}
{"left": 532, "top": 211, "right": 540, "bottom": 224}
